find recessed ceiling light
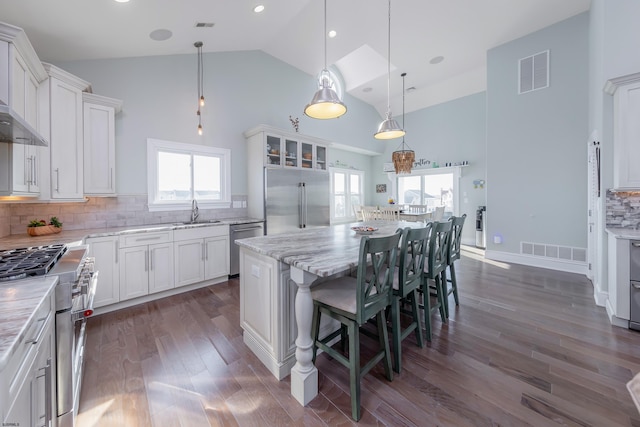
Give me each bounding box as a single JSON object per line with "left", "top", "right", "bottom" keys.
{"left": 149, "top": 29, "right": 172, "bottom": 41}
{"left": 114, "top": 0, "right": 130, "bottom": 3}
{"left": 430, "top": 55, "right": 445, "bottom": 65}
{"left": 362, "top": 87, "right": 373, "bottom": 93}
{"left": 328, "top": 30, "right": 337, "bottom": 38}
{"left": 254, "top": 4, "right": 265, "bottom": 13}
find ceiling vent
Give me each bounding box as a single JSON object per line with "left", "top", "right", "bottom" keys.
{"left": 519, "top": 50, "right": 549, "bottom": 94}
{"left": 195, "top": 22, "right": 215, "bottom": 28}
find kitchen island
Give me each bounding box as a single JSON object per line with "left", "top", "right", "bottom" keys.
{"left": 236, "top": 220, "right": 424, "bottom": 407}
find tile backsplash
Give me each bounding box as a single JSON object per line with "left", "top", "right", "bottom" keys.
{"left": 0, "top": 194, "right": 248, "bottom": 237}
{"left": 606, "top": 189, "right": 640, "bottom": 228}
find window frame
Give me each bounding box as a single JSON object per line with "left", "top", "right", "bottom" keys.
{"left": 147, "top": 138, "right": 231, "bottom": 212}
{"left": 329, "top": 167, "right": 364, "bottom": 222}
{"left": 392, "top": 167, "right": 461, "bottom": 217}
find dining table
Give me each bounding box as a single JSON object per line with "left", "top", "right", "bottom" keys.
{"left": 399, "top": 211, "right": 432, "bottom": 222}
{"left": 236, "top": 220, "right": 426, "bottom": 406}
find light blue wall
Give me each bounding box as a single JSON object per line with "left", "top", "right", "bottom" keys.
{"left": 55, "top": 50, "right": 384, "bottom": 197}
{"left": 486, "top": 12, "right": 589, "bottom": 254}
{"left": 371, "top": 92, "right": 487, "bottom": 244}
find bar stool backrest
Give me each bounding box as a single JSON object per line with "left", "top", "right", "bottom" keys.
{"left": 447, "top": 214, "right": 466, "bottom": 264}
{"left": 426, "top": 221, "right": 452, "bottom": 279}
{"left": 397, "top": 225, "right": 431, "bottom": 297}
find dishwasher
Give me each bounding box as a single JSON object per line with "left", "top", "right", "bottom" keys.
{"left": 229, "top": 221, "right": 265, "bottom": 277}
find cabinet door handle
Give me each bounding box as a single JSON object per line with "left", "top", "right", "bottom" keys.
{"left": 145, "top": 249, "right": 149, "bottom": 271}
{"left": 115, "top": 240, "right": 119, "bottom": 263}
{"left": 206, "top": 242, "right": 209, "bottom": 260}
{"left": 632, "top": 242, "right": 640, "bottom": 247}
{"left": 150, "top": 248, "right": 154, "bottom": 271}
{"left": 110, "top": 167, "right": 114, "bottom": 191}
{"left": 38, "top": 357, "right": 52, "bottom": 426}
{"left": 202, "top": 242, "right": 205, "bottom": 261}
{"left": 54, "top": 168, "right": 60, "bottom": 192}
{"left": 33, "top": 155, "right": 37, "bottom": 186}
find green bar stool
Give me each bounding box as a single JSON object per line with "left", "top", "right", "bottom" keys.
{"left": 390, "top": 224, "right": 431, "bottom": 373}
{"left": 445, "top": 214, "right": 466, "bottom": 317}
{"left": 310, "top": 230, "right": 401, "bottom": 421}
{"left": 419, "top": 220, "right": 452, "bottom": 342}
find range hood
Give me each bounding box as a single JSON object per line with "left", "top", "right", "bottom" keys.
{"left": 0, "top": 104, "right": 48, "bottom": 147}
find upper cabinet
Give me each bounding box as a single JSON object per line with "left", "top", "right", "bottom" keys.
{"left": 42, "top": 63, "right": 90, "bottom": 200}
{"left": 83, "top": 93, "right": 122, "bottom": 196}
{"left": 245, "top": 125, "right": 330, "bottom": 172}
{"left": 606, "top": 73, "right": 640, "bottom": 189}
{"left": 0, "top": 23, "right": 48, "bottom": 197}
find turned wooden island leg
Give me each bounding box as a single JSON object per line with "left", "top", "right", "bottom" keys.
{"left": 289, "top": 266, "right": 319, "bottom": 406}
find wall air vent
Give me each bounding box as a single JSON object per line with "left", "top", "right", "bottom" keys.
{"left": 521, "top": 241, "right": 586, "bottom": 263}
{"left": 195, "top": 22, "right": 215, "bottom": 28}
{"left": 519, "top": 50, "right": 549, "bottom": 94}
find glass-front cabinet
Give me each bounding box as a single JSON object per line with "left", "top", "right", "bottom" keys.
{"left": 250, "top": 126, "right": 329, "bottom": 172}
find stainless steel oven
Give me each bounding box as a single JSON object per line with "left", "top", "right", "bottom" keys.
{"left": 47, "top": 246, "right": 98, "bottom": 427}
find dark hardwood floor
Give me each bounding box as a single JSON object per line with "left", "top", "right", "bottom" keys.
{"left": 77, "top": 247, "right": 640, "bottom": 426}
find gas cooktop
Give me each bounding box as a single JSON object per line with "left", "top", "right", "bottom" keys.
{"left": 0, "top": 244, "right": 67, "bottom": 281}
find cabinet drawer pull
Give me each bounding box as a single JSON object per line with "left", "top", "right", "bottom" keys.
{"left": 25, "top": 316, "right": 48, "bottom": 345}
{"left": 133, "top": 236, "right": 163, "bottom": 242}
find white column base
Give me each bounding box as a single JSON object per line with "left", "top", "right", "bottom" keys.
{"left": 290, "top": 364, "right": 318, "bottom": 406}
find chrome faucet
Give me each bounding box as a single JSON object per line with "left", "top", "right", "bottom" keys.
{"left": 190, "top": 199, "right": 199, "bottom": 223}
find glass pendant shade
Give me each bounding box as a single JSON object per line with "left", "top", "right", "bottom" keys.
{"left": 305, "top": 74, "right": 347, "bottom": 119}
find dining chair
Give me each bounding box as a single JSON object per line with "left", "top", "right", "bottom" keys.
{"left": 379, "top": 206, "right": 400, "bottom": 220}
{"left": 444, "top": 214, "right": 466, "bottom": 317}
{"left": 311, "top": 230, "right": 401, "bottom": 421}
{"left": 360, "top": 206, "right": 378, "bottom": 221}
{"left": 419, "top": 220, "right": 452, "bottom": 342}
{"left": 352, "top": 204, "right": 363, "bottom": 221}
{"left": 407, "top": 205, "right": 428, "bottom": 214}
{"left": 432, "top": 206, "right": 445, "bottom": 221}
{"left": 389, "top": 224, "right": 430, "bottom": 373}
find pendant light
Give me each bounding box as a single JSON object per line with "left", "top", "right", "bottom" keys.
{"left": 392, "top": 72, "right": 415, "bottom": 174}
{"left": 195, "top": 41, "right": 204, "bottom": 135}
{"left": 374, "top": 0, "right": 404, "bottom": 140}
{"left": 304, "top": 0, "right": 347, "bottom": 120}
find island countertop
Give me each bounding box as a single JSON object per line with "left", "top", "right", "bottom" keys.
{"left": 0, "top": 276, "right": 58, "bottom": 371}
{"left": 236, "top": 221, "right": 423, "bottom": 277}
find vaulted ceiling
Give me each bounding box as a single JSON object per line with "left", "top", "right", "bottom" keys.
{"left": 0, "top": 0, "right": 590, "bottom": 116}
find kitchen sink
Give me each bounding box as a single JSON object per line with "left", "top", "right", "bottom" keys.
{"left": 172, "top": 220, "right": 221, "bottom": 226}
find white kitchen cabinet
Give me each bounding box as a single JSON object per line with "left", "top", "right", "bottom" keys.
{"left": 1, "top": 287, "right": 54, "bottom": 427}
{"left": 0, "top": 143, "right": 40, "bottom": 196}
{"left": 174, "top": 225, "right": 230, "bottom": 287}
{"left": 245, "top": 125, "right": 330, "bottom": 171}
{"left": 606, "top": 73, "right": 640, "bottom": 189}
{"left": 43, "top": 63, "right": 90, "bottom": 200}
{"left": 119, "top": 231, "right": 174, "bottom": 301}
{"left": 83, "top": 93, "right": 122, "bottom": 196}
{"left": 86, "top": 235, "right": 120, "bottom": 307}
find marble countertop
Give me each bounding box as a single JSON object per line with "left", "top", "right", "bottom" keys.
{"left": 236, "top": 221, "right": 424, "bottom": 278}
{"left": 0, "top": 276, "right": 58, "bottom": 371}
{"left": 0, "top": 217, "right": 264, "bottom": 250}
{"left": 606, "top": 228, "right": 640, "bottom": 240}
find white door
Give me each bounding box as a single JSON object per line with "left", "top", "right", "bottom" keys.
{"left": 119, "top": 246, "right": 148, "bottom": 300}
{"left": 148, "top": 243, "right": 174, "bottom": 294}
{"left": 204, "top": 236, "right": 229, "bottom": 280}
{"left": 174, "top": 239, "right": 204, "bottom": 287}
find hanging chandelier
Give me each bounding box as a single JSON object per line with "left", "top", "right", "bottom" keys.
{"left": 392, "top": 72, "right": 414, "bottom": 174}
{"left": 374, "top": 0, "right": 404, "bottom": 140}
{"left": 304, "top": 0, "right": 346, "bottom": 119}
{"left": 195, "top": 41, "right": 205, "bottom": 135}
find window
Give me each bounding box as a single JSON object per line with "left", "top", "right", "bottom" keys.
{"left": 397, "top": 170, "right": 456, "bottom": 218}
{"left": 330, "top": 168, "right": 364, "bottom": 222}
{"left": 147, "top": 138, "right": 231, "bottom": 211}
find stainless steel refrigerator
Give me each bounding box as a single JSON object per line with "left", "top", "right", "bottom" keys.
{"left": 264, "top": 168, "right": 330, "bottom": 235}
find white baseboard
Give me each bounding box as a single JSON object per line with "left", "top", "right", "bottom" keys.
{"left": 485, "top": 249, "right": 588, "bottom": 275}
{"left": 605, "top": 299, "right": 629, "bottom": 329}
